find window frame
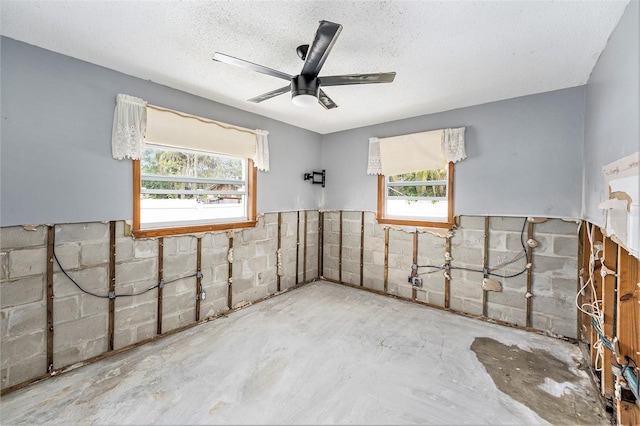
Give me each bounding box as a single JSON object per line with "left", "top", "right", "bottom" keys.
{"left": 132, "top": 156, "right": 257, "bottom": 238}
{"left": 377, "top": 162, "right": 454, "bottom": 228}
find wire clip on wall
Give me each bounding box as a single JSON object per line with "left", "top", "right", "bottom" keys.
{"left": 304, "top": 170, "right": 325, "bottom": 188}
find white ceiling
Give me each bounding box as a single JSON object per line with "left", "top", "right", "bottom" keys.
{"left": 1, "top": 1, "right": 629, "bottom": 134}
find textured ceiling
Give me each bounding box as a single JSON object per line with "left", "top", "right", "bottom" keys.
{"left": 0, "top": 1, "right": 629, "bottom": 134}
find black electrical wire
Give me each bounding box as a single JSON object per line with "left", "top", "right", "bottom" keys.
{"left": 416, "top": 217, "right": 529, "bottom": 279}
{"left": 52, "top": 224, "right": 198, "bottom": 299}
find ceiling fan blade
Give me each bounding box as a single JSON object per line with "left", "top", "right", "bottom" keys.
{"left": 318, "top": 89, "right": 338, "bottom": 110}
{"left": 300, "top": 20, "right": 342, "bottom": 78}
{"left": 247, "top": 85, "right": 291, "bottom": 103}
{"left": 213, "top": 52, "right": 293, "bottom": 81}
{"left": 320, "top": 72, "right": 396, "bottom": 87}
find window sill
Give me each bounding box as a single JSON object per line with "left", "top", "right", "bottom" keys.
{"left": 376, "top": 217, "right": 453, "bottom": 229}
{"left": 132, "top": 220, "right": 257, "bottom": 238}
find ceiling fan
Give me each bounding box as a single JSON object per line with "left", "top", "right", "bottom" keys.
{"left": 212, "top": 20, "right": 396, "bottom": 109}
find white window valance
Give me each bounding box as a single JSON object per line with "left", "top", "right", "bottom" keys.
{"left": 111, "top": 94, "right": 147, "bottom": 160}
{"left": 111, "top": 95, "right": 270, "bottom": 171}
{"left": 367, "top": 126, "right": 467, "bottom": 175}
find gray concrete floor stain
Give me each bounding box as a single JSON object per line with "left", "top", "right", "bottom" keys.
{"left": 471, "top": 337, "right": 608, "bottom": 425}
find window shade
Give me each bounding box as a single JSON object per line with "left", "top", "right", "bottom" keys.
{"left": 145, "top": 105, "right": 256, "bottom": 158}
{"left": 379, "top": 129, "right": 445, "bottom": 175}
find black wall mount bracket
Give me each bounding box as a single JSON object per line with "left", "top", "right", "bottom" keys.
{"left": 304, "top": 170, "right": 325, "bottom": 188}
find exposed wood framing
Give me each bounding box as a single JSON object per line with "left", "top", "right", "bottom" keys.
{"left": 482, "top": 216, "right": 489, "bottom": 317}
{"left": 384, "top": 227, "right": 389, "bottom": 293}
{"left": 303, "top": 211, "right": 308, "bottom": 284}
{"left": 338, "top": 210, "right": 343, "bottom": 283}
{"left": 195, "top": 237, "right": 202, "bottom": 322}
{"left": 525, "top": 221, "right": 534, "bottom": 328}
{"left": 318, "top": 211, "right": 324, "bottom": 278}
{"left": 227, "top": 234, "right": 234, "bottom": 309}
{"left": 412, "top": 231, "right": 418, "bottom": 301}
{"left": 108, "top": 221, "right": 116, "bottom": 351}
{"left": 295, "top": 211, "right": 300, "bottom": 285}
{"left": 46, "top": 225, "right": 54, "bottom": 373}
{"left": 157, "top": 237, "right": 164, "bottom": 335}
{"left": 444, "top": 235, "right": 451, "bottom": 309}
{"left": 277, "top": 212, "right": 282, "bottom": 292}
{"left": 601, "top": 236, "right": 618, "bottom": 398}
{"left": 590, "top": 226, "right": 603, "bottom": 368}
{"left": 360, "top": 211, "right": 365, "bottom": 287}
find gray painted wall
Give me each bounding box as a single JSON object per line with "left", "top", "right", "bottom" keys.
{"left": 583, "top": 1, "right": 639, "bottom": 228}
{"left": 0, "top": 38, "right": 323, "bottom": 227}
{"left": 322, "top": 87, "right": 585, "bottom": 219}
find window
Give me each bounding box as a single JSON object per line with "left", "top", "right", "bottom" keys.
{"left": 377, "top": 162, "right": 454, "bottom": 228}
{"left": 132, "top": 105, "right": 259, "bottom": 238}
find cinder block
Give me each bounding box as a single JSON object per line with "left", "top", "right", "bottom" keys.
{"left": 84, "top": 336, "right": 109, "bottom": 360}
{"left": 163, "top": 252, "right": 197, "bottom": 282}
{"left": 449, "top": 278, "right": 483, "bottom": 300}
{"left": 458, "top": 229, "right": 485, "bottom": 249}
{"left": 79, "top": 294, "right": 109, "bottom": 318}
{"left": 6, "top": 353, "right": 47, "bottom": 388}
{"left": 80, "top": 241, "right": 109, "bottom": 267}
{"left": 53, "top": 345, "right": 81, "bottom": 369}
{"left": 0, "top": 275, "right": 44, "bottom": 309}
{"left": 389, "top": 238, "right": 413, "bottom": 257}
{"left": 52, "top": 244, "right": 80, "bottom": 272}
{"left": 53, "top": 266, "right": 109, "bottom": 298}
{"left": 136, "top": 321, "right": 157, "bottom": 342}
{"left": 547, "top": 316, "right": 577, "bottom": 339}
{"left": 1, "top": 251, "right": 8, "bottom": 281}
{"left": 532, "top": 255, "right": 576, "bottom": 276}
{"left": 490, "top": 217, "right": 527, "bottom": 232}
{"left": 486, "top": 290, "right": 526, "bottom": 310}
{"left": 553, "top": 236, "right": 578, "bottom": 257}
{"left": 53, "top": 296, "right": 79, "bottom": 325}
{"left": 115, "top": 237, "right": 134, "bottom": 262}
{"left": 486, "top": 303, "right": 526, "bottom": 326}
{"left": 133, "top": 239, "right": 159, "bottom": 259}
{"left": 449, "top": 246, "right": 482, "bottom": 267}
{"left": 1, "top": 331, "right": 45, "bottom": 366}
{"left": 457, "top": 216, "right": 485, "bottom": 230}
{"left": 55, "top": 223, "right": 109, "bottom": 244}
{"left": 116, "top": 259, "right": 157, "bottom": 286}
{"left": 115, "top": 300, "right": 157, "bottom": 328}
{"left": 163, "top": 308, "right": 196, "bottom": 332}
{"left": 531, "top": 295, "right": 576, "bottom": 321}
{"left": 8, "top": 247, "right": 47, "bottom": 279}
{"left": 113, "top": 328, "right": 135, "bottom": 350}
{"left": 551, "top": 277, "right": 578, "bottom": 298}
{"left": 52, "top": 314, "right": 108, "bottom": 351}
{"left": 449, "top": 296, "right": 483, "bottom": 316}
{"left": 0, "top": 226, "right": 46, "bottom": 250}
{"left": 4, "top": 301, "right": 46, "bottom": 338}
{"left": 535, "top": 219, "right": 579, "bottom": 236}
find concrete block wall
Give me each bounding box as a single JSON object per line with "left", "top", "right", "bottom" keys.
{"left": 321, "top": 212, "right": 580, "bottom": 340}
{"left": 0, "top": 210, "right": 319, "bottom": 390}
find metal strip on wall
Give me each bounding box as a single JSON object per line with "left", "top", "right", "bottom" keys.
{"left": 482, "top": 216, "right": 489, "bottom": 317}
{"left": 303, "top": 211, "right": 308, "bottom": 283}
{"left": 108, "top": 221, "right": 116, "bottom": 351}
{"left": 46, "top": 225, "right": 55, "bottom": 372}
{"left": 195, "top": 237, "right": 202, "bottom": 321}
{"left": 360, "top": 211, "right": 365, "bottom": 287}
{"left": 157, "top": 237, "right": 164, "bottom": 335}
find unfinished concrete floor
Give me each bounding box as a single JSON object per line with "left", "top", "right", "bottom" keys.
{"left": 1, "top": 281, "right": 608, "bottom": 425}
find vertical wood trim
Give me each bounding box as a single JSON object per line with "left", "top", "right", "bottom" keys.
{"left": 295, "top": 211, "right": 300, "bottom": 285}
{"left": 589, "top": 225, "right": 603, "bottom": 368}
{"left": 246, "top": 159, "right": 257, "bottom": 222}
{"left": 446, "top": 162, "right": 454, "bottom": 225}
{"left": 318, "top": 211, "right": 324, "bottom": 278}
{"left": 303, "top": 211, "right": 308, "bottom": 284}
{"left": 195, "top": 237, "right": 202, "bottom": 322}
{"left": 412, "top": 231, "right": 418, "bottom": 300}
{"left": 157, "top": 237, "right": 164, "bottom": 335}
{"left": 360, "top": 211, "right": 365, "bottom": 287}
{"left": 482, "top": 216, "right": 489, "bottom": 317}
{"left": 46, "top": 225, "right": 54, "bottom": 372}
{"left": 277, "top": 212, "right": 282, "bottom": 292}
{"left": 377, "top": 175, "right": 385, "bottom": 220}
{"left": 525, "top": 221, "right": 534, "bottom": 329}
{"left": 384, "top": 227, "right": 389, "bottom": 293}
{"left": 444, "top": 236, "right": 451, "bottom": 309}
{"left": 339, "top": 211, "right": 343, "bottom": 283}
{"left": 227, "top": 235, "right": 233, "bottom": 310}
{"left": 601, "top": 236, "right": 618, "bottom": 398}
{"left": 108, "top": 221, "right": 116, "bottom": 351}
{"left": 132, "top": 160, "right": 141, "bottom": 232}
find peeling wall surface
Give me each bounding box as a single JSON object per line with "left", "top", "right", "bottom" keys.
{"left": 583, "top": 1, "right": 640, "bottom": 228}
{"left": 1, "top": 213, "right": 578, "bottom": 392}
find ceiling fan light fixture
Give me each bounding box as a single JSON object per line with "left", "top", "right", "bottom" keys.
{"left": 292, "top": 93, "right": 318, "bottom": 107}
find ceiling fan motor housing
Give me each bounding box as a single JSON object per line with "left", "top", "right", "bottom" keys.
{"left": 291, "top": 75, "right": 319, "bottom": 99}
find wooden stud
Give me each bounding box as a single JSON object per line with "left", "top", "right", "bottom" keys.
{"left": 157, "top": 237, "right": 164, "bottom": 335}
{"left": 360, "top": 211, "right": 365, "bottom": 287}
{"left": 384, "top": 227, "right": 389, "bottom": 293}
{"left": 589, "top": 225, "right": 603, "bottom": 369}
{"left": 444, "top": 236, "right": 451, "bottom": 309}
{"left": 277, "top": 212, "right": 282, "bottom": 292}
{"left": 295, "top": 211, "right": 300, "bottom": 285}
{"left": 339, "top": 210, "right": 343, "bottom": 283}
{"left": 318, "top": 211, "right": 324, "bottom": 278}
{"left": 303, "top": 211, "right": 308, "bottom": 284}
{"left": 195, "top": 237, "right": 202, "bottom": 322}
{"left": 525, "top": 221, "right": 534, "bottom": 329}
{"left": 46, "top": 225, "right": 54, "bottom": 373}
{"left": 227, "top": 235, "right": 233, "bottom": 310}
{"left": 108, "top": 221, "right": 116, "bottom": 351}
{"left": 412, "top": 231, "right": 418, "bottom": 300}
{"left": 482, "top": 216, "right": 489, "bottom": 317}
{"left": 601, "top": 236, "right": 618, "bottom": 398}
